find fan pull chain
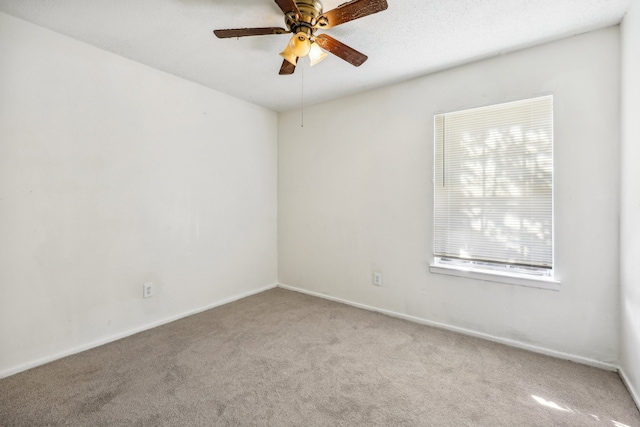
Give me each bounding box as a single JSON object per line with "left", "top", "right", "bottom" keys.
{"left": 301, "top": 62, "right": 304, "bottom": 128}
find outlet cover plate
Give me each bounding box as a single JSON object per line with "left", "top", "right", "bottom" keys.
{"left": 143, "top": 282, "right": 155, "bottom": 298}
{"left": 373, "top": 272, "right": 382, "bottom": 286}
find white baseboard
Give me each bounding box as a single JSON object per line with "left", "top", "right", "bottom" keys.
{"left": 0, "top": 283, "right": 278, "bottom": 379}
{"left": 2, "top": 282, "right": 624, "bottom": 383}
{"left": 277, "top": 283, "right": 618, "bottom": 372}
{"left": 619, "top": 368, "right": 640, "bottom": 412}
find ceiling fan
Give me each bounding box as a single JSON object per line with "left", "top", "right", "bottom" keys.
{"left": 213, "top": 0, "right": 388, "bottom": 75}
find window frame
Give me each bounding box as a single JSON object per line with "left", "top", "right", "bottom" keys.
{"left": 429, "top": 95, "right": 559, "bottom": 290}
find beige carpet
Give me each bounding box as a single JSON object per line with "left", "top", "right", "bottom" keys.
{"left": 1, "top": 288, "right": 638, "bottom": 426}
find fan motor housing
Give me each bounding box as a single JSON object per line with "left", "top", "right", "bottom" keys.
{"left": 285, "top": 0, "right": 323, "bottom": 35}
{"left": 296, "top": 0, "right": 323, "bottom": 16}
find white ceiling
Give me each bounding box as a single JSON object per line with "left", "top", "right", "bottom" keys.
{"left": 0, "top": 0, "right": 631, "bottom": 112}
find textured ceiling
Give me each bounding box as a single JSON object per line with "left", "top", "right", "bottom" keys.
{"left": 0, "top": 0, "right": 631, "bottom": 112}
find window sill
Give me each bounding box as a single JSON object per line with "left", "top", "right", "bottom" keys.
{"left": 429, "top": 264, "right": 561, "bottom": 291}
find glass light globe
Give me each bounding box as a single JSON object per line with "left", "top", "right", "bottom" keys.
{"left": 289, "top": 32, "right": 311, "bottom": 57}
{"left": 309, "top": 43, "right": 328, "bottom": 67}
{"left": 279, "top": 44, "right": 297, "bottom": 66}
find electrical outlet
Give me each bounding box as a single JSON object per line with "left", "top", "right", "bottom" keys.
{"left": 373, "top": 272, "right": 382, "bottom": 286}
{"left": 143, "top": 282, "right": 155, "bottom": 298}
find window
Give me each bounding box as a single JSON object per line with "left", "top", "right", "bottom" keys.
{"left": 432, "top": 95, "right": 555, "bottom": 284}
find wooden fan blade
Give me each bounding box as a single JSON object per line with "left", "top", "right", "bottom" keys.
{"left": 214, "top": 27, "right": 289, "bottom": 38}
{"left": 279, "top": 58, "right": 297, "bottom": 75}
{"left": 274, "top": 0, "right": 301, "bottom": 16}
{"left": 315, "top": 34, "right": 368, "bottom": 67}
{"left": 318, "top": 0, "right": 388, "bottom": 29}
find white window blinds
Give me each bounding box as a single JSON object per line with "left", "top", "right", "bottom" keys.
{"left": 434, "top": 96, "right": 553, "bottom": 273}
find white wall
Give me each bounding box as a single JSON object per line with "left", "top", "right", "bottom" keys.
{"left": 0, "top": 12, "right": 278, "bottom": 376}
{"left": 620, "top": 1, "right": 640, "bottom": 406}
{"left": 279, "top": 27, "right": 620, "bottom": 366}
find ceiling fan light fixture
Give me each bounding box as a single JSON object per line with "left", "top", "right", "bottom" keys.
{"left": 214, "top": 0, "right": 389, "bottom": 75}
{"left": 308, "top": 42, "right": 328, "bottom": 67}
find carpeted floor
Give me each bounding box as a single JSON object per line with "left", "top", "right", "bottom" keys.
{"left": 0, "top": 288, "right": 638, "bottom": 426}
